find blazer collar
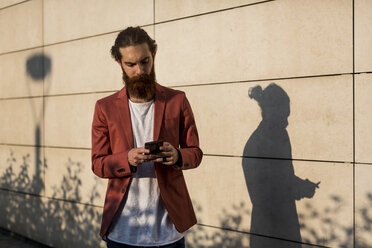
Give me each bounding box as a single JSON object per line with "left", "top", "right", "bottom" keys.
{"left": 153, "top": 83, "right": 166, "bottom": 141}
{"left": 115, "top": 88, "right": 133, "bottom": 149}
{"left": 115, "top": 84, "right": 166, "bottom": 147}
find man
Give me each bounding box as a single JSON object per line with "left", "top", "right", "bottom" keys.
{"left": 91, "top": 26, "right": 203, "bottom": 248}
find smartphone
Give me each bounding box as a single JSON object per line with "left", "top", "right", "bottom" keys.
{"left": 145, "top": 140, "right": 163, "bottom": 154}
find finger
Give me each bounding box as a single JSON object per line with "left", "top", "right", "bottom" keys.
{"left": 136, "top": 153, "right": 152, "bottom": 160}
{"left": 152, "top": 157, "right": 164, "bottom": 163}
{"left": 145, "top": 154, "right": 158, "bottom": 161}
{"left": 159, "top": 145, "right": 168, "bottom": 152}
{"left": 136, "top": 147, "right": 150, "bottom": 154}
{"left": 160, "top": 151, "right": 172, "bottom": 157}
{"left": 160, "top": 142, "right": 172, "bottom": 152}
{"left": 162, "top": 160, "right": 174, "bottom": 166}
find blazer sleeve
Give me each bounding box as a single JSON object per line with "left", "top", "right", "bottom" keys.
{"left": 91, "top": 101, "right": 133, "bottom": 178}
{"left": 176, "top": 94, "right": 203, "bottom": 170}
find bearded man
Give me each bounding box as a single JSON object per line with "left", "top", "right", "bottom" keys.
{"left": 91, "top": 26, "right": 203, "bottom": 248}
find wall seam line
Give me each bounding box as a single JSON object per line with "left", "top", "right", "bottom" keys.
{"left": 352, "top": 0, "right": 356, "bottom": 247}
{"left": 41, "top": 0, "right": 45, "bottom": 199}
{"left": 0, "top": 0, "right": 30, "bottom": 11}
{"left": 154, "top": 0, "right": 275, "bottom": 26}
{"left": 1, "top": 72, "right": 367, "bottom": 101}
{"left": 197, "top": 223, "right": 330, "bottom": 248}
{"left": 0, "top": 188, "right": 103, "bottom": 209}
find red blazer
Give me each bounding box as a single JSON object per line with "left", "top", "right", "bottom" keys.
{"left": 91, "top": 83, "right": 203, "bottom": 237}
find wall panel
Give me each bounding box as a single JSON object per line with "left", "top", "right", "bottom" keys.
{"left": 155, "top": 0, "right": 352, "bottom": 87}
{"left": 355, "top": 163, "right": 372, "bottom": 248}
{"left": 0, "top": 48, "right": 45, "bottom": 99}
{"left": 155, "top": 0, "right": 260, "bottom": 23}
{"left": 184, "top": 156, "right": 353, "bottom": 247}
{"left": 44, "top": 147, "right": 106, "bottom": 206}
{"left": 180, "top": 75, "right": 353, "bottom": 162}
{"left": 0, "top": 97, "right": 43, "bottom": 145}
{"left": 355, "top": 73, "right": 372, "bottom": 163}
{"left": 0, "top": 145, "right": 44, "bottom": 195}
{"left": 0, "top": 0, "right": 42, "bottom": 53}
{"left": 355, "top": 0, "right": 372, "bottom": 72}
{"left": 44, "top": 93, "right": 110, "bottom": 148}
{"left": 44, "top": 0, "right": 153, "bottom": 45}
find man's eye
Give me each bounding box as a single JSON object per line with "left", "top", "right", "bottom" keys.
{"left": 126, "top": 63, "right": 135, "bottom": 67}
{"left": 141, "top": 59, "right": 149, "bottom": 65}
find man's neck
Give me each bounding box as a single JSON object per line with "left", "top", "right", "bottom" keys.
{"left": 129, "top": 96, "right": 153, "bottom": 103}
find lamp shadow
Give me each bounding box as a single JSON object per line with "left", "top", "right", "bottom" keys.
{"left": 242, "top": 83, "right": 319, "bottom": 247}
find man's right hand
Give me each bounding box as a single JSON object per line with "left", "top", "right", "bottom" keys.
{"left": 128, "top": 147, "right": 155, "bottom": 167}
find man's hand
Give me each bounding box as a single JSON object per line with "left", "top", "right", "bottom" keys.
{"left": 128, "top": 147, "right": 156, "bottom": 167}
{"left": 153, "top": 142, "right": 179, "bottom": 166}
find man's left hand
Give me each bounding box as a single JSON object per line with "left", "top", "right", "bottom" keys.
{"left": 153, "top": 142, "right": 179, "bottom": 166}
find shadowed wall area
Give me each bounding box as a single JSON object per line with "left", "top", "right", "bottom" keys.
{"left": 1, "top": 0, "right": 372, "bottom": 247}
{"left": 0, "top": 151, "right": 103, "bottom": 247}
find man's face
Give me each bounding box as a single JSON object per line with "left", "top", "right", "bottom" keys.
{"left": 119, "top": 43, "right": 154, "bottom": 78}
{"left": 118, "top": 43, "right": 156, "bottom": 101}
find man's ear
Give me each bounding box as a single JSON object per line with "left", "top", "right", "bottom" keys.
{"left": 116, "top": 59, "right": 122, "bottom": 66}
{"left": 152, "top": 48, "right": 157, "bottom": 59}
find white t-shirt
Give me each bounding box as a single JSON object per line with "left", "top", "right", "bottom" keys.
{"left": 107, "top": 99, "right": 184, "bottom": 246}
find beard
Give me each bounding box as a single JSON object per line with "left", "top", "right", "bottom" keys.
{"left": 122, "top": 66, "right": 156, "bottom": 101}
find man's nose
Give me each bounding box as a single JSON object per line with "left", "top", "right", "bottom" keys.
{"left": 135, "top": 64, "right": 145, "bottom": 75}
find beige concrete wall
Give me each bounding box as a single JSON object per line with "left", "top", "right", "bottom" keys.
{"left": 0, "top": 0, "right": 371, "bottom": 247}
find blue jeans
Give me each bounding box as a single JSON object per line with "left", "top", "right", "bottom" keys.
{"left": 106, "top": 237, "right": 185, "bottom": 248}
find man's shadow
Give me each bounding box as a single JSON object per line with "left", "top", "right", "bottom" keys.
{"left": 242, "top": 84, "right": 320, "bottom": 247}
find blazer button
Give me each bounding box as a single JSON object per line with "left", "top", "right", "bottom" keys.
{"left": 184, "top": 163, "right": 189, "bottom": 167}
{"left": 121, "top": 189, "right": 125, "bottom": 193}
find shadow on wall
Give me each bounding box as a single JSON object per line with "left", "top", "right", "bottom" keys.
{"left": 0, "top": 53, "right": 103, "bottom": 247}
{"left": 242, "top": 84, "right": 320, "bottom": 247}
{"left": 26, "top": 54, "right": 51, "bottom": 81}
{"left": 0, "top": 152, "right": 103, "bottom": 247}
{"left": 186, "top": 193, "right": 372, "bottom": 248}
{"left": 187, "top": 83, "right": 372, "bottom": 247}
{"left": 23, "top": 53, "right": 53, "bottom": 196}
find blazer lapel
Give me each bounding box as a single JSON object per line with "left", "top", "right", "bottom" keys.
{"left": 154, "top": 84, "right": 166, "bottom": 141}
{"left": 115, "top": 88, "right": 134, "bottom": 149}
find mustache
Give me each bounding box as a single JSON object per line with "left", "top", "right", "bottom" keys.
{"left": 126, "top": 73, "right": 154, "bottom": 85}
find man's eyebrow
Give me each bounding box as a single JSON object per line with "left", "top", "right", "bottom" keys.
{"left": 124, "top": 56, "right": 149, "bottom": 65}
{"left": 124, "top": 61, "right": 136, "bottom": 65}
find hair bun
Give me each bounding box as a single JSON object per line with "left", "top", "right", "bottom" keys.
{"left": 248, "top": 85, "right": 263, "bottom": 101}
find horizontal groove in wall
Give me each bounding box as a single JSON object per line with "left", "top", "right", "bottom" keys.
{"left": 197, "top": 223, "right": 330, "bottom": 248}
{"left": 355, "top": 162, "right": 372, "bottom": 166}
{"left": 355, "top": 71, "right": 372, "bottom": 74}
{"left": 0, "top": 143, "right": 91, "bottom": 150}
{"left": 0, "top": 143, "right": 363, "bottom": 165}
{"left": 0, "top": 90, "right": 117, "bottom": 101}
{"left": 205, "top": 153, "right": 353, "bottom": 165}
{"left": 0, "top": 0, "right": 30, "bottom": 11}
{"left": 154, "top": 0, "right": 275, "bottom": 26}
{"left": 0, "top": 188, "right": 103, "bottom": 209}
{"left": 0, "top": 23, "right": 154, "bottom": 56}
{"left": 0, "top": 72, "right": 361, "bottom": 101}
{"left": 171, "top": 72, "right": 352, "bottom": 89}
{"left": 0, "top": 95, "right": 45, "bottom": 101}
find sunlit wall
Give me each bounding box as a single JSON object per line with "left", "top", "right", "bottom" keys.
{"left": 0, "top": 0, "right": 371, "bottom": 247}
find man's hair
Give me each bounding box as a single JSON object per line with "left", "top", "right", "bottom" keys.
{"left": 111, "top": 26, "right": 157, "bottom": 62}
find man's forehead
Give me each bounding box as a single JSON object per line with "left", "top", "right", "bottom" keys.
{"left": 119, "top": 43, "right": 151, "bottom": 62}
